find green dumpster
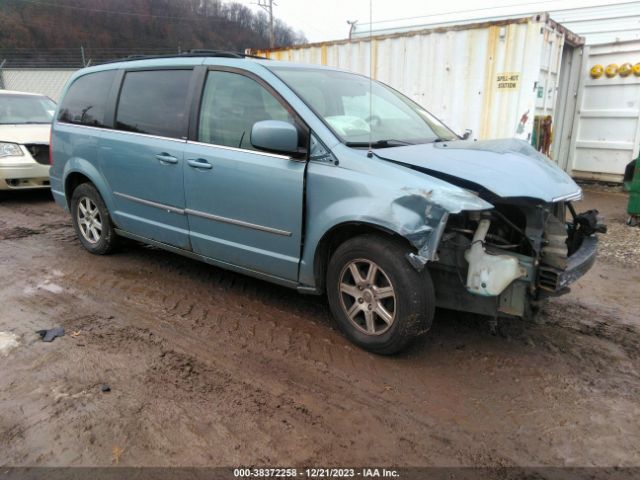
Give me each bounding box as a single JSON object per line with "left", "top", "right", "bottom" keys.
{"left": 626, "top": 149, "right": 640, "bottom": 226}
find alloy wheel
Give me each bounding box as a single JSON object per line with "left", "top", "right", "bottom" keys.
{"left": 338, "top": 258, "right": 396, "bottom": 335}
{"left": 77, "top": 197, "right": 103, "bottom": 244}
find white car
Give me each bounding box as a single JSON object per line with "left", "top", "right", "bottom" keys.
{"left": 0, "top": 90, "right": 56, "bottom": 190}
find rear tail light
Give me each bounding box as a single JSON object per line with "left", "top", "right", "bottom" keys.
{"left": 49, "top": 127, "right": 53, "bottom": 165}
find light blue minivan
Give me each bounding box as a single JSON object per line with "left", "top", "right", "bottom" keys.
{"left": 50, "top": 52, "right": 604, "bottom": 353}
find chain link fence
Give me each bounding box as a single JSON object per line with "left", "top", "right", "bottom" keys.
{"left": 0, "top": 47, "right": 183, "bottom": 101}
{"left": 0, "top": 68, "right": 76, "bottom": 101}
{"left": 0, "top": 47, "right": 183, "bottom": 68}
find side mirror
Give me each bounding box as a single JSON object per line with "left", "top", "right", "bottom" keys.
{"left": 251, "top": 120, "right": 300, "bottom": 156}
{"left": 461, "top": 129, "right": 473, "bottom": 140}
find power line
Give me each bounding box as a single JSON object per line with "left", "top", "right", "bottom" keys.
{"left": 364, "top": 0, "right": 591, "bottom": 25}
{"left": 237, "top": 0, "right": 320, "bottom": 39}
{"left": 255, "top": 0, "right": 276, "bottom": 48}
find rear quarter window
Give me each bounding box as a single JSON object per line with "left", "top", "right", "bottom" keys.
{"left": 58, "top": 70, "right": 117, "bottom": 127}
{"left": 115, "top": 69, "right": 192, "bottom": 139}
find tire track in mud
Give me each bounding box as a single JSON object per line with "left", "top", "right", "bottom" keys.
{"left": 60, "top": 249, "right": 391, "bottom": 389}
{"left": 36, "top": 298, "right": 471, "bottom": 465}
{"left": 540, "top": 301, "right": 640, "bottom": 357}
{"left": 8, "top": 237, "right": 495, "bottom": 465}
{"left": 60, "top": 244, "right": 340, "bottom": 353}
{"left": 0, "top": 193, "right": 70, "bottom": 242}
{"left": 57, "top": 314, "right": 344, "bottom": 464}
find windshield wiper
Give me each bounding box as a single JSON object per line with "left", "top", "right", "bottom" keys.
{"left": 345, "top": 139, "right": 415, "bottom": 148}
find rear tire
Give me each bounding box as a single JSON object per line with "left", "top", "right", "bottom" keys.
{"left": 70, "top": 183, "right": 118, "bottom": 255}
{"left": 326, "top": 234, "right": 435, "bottom": 354}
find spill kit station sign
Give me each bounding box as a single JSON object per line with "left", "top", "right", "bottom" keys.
{"left": 497, "top": 72, "right": 520, "bottom": 90}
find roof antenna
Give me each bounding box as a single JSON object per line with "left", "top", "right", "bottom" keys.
{"left": 367, "top": 0, "right": 373, "bottom": 159}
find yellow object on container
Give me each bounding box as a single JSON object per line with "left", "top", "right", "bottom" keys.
{"left": 605, "top": 64, "right": 618, "bottom": 77}
{"left": 590, "top": 64, "right": 604, "bottom": 78}
{"left": 633, "top": 63, "right": 640, "bottom": 77}
{"left": 619, "top": 63, "right": 633, "bottom": 77}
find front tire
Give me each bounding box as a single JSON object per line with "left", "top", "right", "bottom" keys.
{"left": 70, "top": 183, "right": 118, "bottom": 255}
{"left": 326, "top": 234, "right": 435, "bottom": 354}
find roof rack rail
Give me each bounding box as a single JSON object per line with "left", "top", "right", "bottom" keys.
{"left": 185, "top": 49, "right": 242, "bottom": 58}
{"left": 100, "top": 50, "right": 268, "bottom": 65}
{"left": 185, "top": 49, "right": 268, "bottom": 60}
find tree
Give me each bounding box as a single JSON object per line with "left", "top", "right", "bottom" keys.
{"left": 0, "top": 0, "right": 307, "bottom": 63}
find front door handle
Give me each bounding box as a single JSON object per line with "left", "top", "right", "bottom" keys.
{"left": 187, "top": 158, "right": 213, "bottom": 170}
{"left": 155, "top": 153, "right": 178, "bottom": 164}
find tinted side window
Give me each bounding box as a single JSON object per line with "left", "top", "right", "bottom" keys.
{"left": 116, "top": 70, "right": 191, "bottom": 139}
{"left": 198, "top": 70, "right": 294, "bottom": 150}
{"left": 58, "top": 70, "right": 116, "bottom": 127}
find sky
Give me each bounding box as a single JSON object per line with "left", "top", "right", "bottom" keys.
{"left": 237, "top": 0, "right": 635, "bottom": 43}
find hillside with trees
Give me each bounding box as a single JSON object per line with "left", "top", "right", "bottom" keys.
{"left": 0, "top": 0, "right": 306, "bottom": 65}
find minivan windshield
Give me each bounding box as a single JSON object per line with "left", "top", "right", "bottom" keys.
{"left": 0, "top": 95, "right": 56, "bottom": 125}
{"left": 269, "top": 67, "right": 457, "bottom": 147}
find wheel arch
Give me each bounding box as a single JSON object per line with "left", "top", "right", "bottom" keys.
{"left": 64, "top": 172, "right": 93, "bottom": 207}
{"left": 312, "top": 221, "right": 415, "bottom": 294}
{"left": 62, "top": 158, "right": 114, "bottom": 213}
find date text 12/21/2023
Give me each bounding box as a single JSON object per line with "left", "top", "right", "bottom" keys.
{"left": 233, "top": 468, "right": 400, "bottom": 478}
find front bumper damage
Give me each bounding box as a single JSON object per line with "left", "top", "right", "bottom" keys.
{"left": 560, "top": 235, "right": 598, "bottom": 289}
{"left": 424, "top": 202, "right": 604, "bottom": 320}
{"left": 538, "top": 208, "right": 605, "bottom": 295}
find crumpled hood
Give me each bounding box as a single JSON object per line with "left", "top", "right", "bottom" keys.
{"left": 0, "top": 124, "right": 51, "bottom": 145}
{"left": 375, "top": 138, "right": 581, "bottom": 203}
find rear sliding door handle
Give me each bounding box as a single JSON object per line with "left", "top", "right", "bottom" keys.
{"left": 155, "top": 153, "right": 178, "bottom": 164}
{"left": 187, "top": 158, "right": 213, "bottom": 170}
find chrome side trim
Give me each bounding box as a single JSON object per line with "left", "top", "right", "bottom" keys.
{"left": 185, "top": 208, "right": 292, "bottom": 237}
{"left": 57, "top": 122, "right": 187, "bottom": 144}
{"left": 113, "top": 191, "right": 292, "bottom": 236}
{"left": 57, "top": 122, "right": 293, "bottom": 158}
{"left": 186, "top": 140, "right": 291, "bottom": 160}
{"left": 114, "top": 191, "right": 185, "bottom": 214}
{"left": 107, "top": 128, "right": 187, "bottom": 143}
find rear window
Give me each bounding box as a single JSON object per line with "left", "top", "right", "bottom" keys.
{"left": 115, "top": 70, "right": 191, "bottom": 139}
{"left": 58, "top": 70, "right": 116, "bottom": 127}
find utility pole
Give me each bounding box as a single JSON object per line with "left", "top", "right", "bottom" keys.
{"left": 256, "top": 0, "right": 276, "bottom": 48}
{"left": 0, "top": 59, "right": 6, "bottom": 90}
{"left": 347, "top": 20, "right": 358, "bottom": 41}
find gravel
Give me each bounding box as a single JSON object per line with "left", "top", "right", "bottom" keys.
{"left": 597, "top": 220, "right": 640, "bottom": 267}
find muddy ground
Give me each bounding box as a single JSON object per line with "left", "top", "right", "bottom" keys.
{"left": 0, "top": 188, "right": 638, "bottom": 467}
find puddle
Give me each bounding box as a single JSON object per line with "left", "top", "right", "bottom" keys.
{"left": 51, "top": 385, "right": 91, "bottom": 400}
{"left": 38, "top": 282, "right": 64, "bottom": 294}
{"left": 24, "top": 283, "right": 65, "bottom": 294}
{"left": 0, "top": 332, "right": 20, "bottom": 356}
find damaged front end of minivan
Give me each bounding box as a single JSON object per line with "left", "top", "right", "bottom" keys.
{"left": 377, "top": 139, "right": 606, "bottom": 321}
{"left": 426, "top": 198, "right": 605, "bottom": 320}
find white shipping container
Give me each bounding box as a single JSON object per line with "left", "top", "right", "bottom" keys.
{"left": 568, "top": 40, "right": 640, "bottom": 182}
{"left": 251, "top": 14, "right": 584, "bottom": 173}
